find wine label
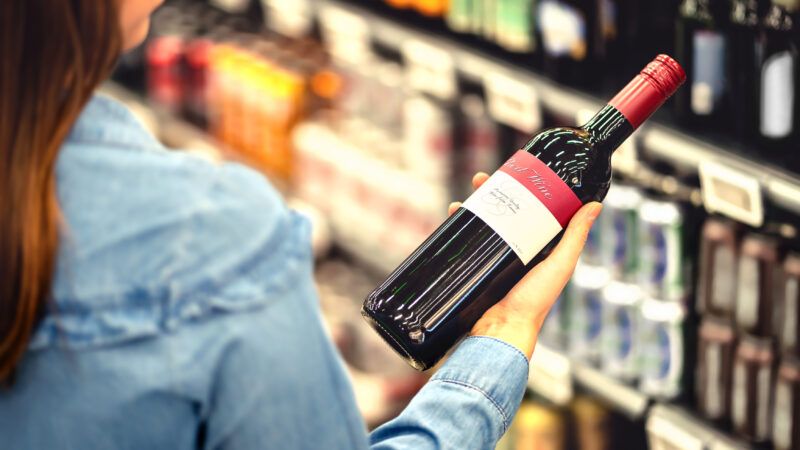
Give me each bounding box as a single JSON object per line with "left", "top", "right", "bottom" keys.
{"left": 537, "top": 0, "right": 587, "bottom": 60}
{"left": 761, "top": 51, "right": 795, "bottom": 139}
{"left": 735, "top": 256, "right": 760, "bottom": 330}
{"left": 691, "top": 31, "right": 726, "bottom": 116}
{"left": 773, "top": 381, "right": 792, "bottom": 449}
{"left": 462, "top": 150, "right": 582, "bottom": 265}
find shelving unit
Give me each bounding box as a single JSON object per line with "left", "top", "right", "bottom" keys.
{"left": 318, "top": 0, "right": 800, "bottom": 226}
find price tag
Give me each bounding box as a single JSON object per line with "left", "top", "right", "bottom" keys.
{"left": 528, "top": 344, "right": 572, "bottom": 405}
{"left": 402, "top": 39, "right": 457, "bottom": 101}
{"left": 576, "top": 108, "right": 638, "bottom": 175}
{"left": 699, "top": 161, "right": 764, "bottom": 227}
{"left": 484, "top": 71, "right": 542, "bottom": 133}
{"left": 319, "top": 5, "right": 371, "bottom": 65}
{"left": 262, "top": 0, "right": 313, "bottom": 38}
{"left": 210, "top": 0, "right": 249, "bottom": 13}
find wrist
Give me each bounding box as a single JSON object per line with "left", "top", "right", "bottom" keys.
{"left": 470, "top": 315, "right": 539, "bottom": 360}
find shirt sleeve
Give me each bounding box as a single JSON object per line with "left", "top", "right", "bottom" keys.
{"left": 368, "top": 336, "right": 530, "bottom": 450}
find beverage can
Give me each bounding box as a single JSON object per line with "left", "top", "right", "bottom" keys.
{"left": 568, "top": 264, "right": 611, "bottom": 363}
{"left": 731, "top": 335, "right": 775, "bottom": 442}
{"left": 773, "top": 355, "right": 800, "bottom": 450}
{"left": 600, "top": 281, "right": 642, "bottom": 381}
{"left": 638, "top": 298, "right": 686, "bottom": 399}
{"left": 777, "top": 252, "right": 800, "bottom": 356}
{"left": 638, "top": 198, "right": 688, "bottom": 303}
{"left": 598, "top": 185, "right": 642, "bottom": 282}
{"left": 541, "top": 281, "right": 573, "bottom": 351}
{"left": 696, "top": 218, "right": 740, "bottom": 317}
{"left": 734, "top": 233, "right": 781, "bottom": 336}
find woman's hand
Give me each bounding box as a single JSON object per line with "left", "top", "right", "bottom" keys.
{"left": 449, "top": 173, "right": 602, "bottom": 359}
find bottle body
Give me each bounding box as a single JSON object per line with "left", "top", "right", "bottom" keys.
{"left": 363, "top": 56, "right": 686, "bottom": 370}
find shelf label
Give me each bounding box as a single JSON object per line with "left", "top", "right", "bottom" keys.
{"left": 319, "top": 5, "right": 371, "bottom": 65}
{"left": 576, "top": 109, "right": 638, "bottom": 175}
{"left": 699, "top": 161, "right": 764, "bottom": 227}
{"left": 529, "top": 344, "right": 572, "bottom": 405}
{"left": 263, "top": 0, "right": 314, "bottom": 38}
{"left": 646, "top": 412, "right": 704, "bottom": 450}
{"left": 402, "top": 39, "right": 457, "bottom": 101}
{"left": 484, "top": 72, "right": 542, "bottom": 133}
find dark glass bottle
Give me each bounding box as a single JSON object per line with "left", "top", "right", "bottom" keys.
{"left": 674, "top": 0, "right": 731, "bottom": 128}
{"left": 758, "top": 0, "right": 800, "bottom": 162}
{"left": 536, "top": 0, "right": 599, "bottom": 87}
{"left": 363, "top": 56, "right": 686, "bottom": 370}
{"left": 728, "top": 0, "right": 764, "bottom": 142}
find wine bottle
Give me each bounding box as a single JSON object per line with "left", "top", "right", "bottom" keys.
{"left": 536, "top": 0, "right": 599, "bottom": 87}
{"left": 362, "top": 55, "right": 686, "bottom": 370}
{"left": 674, "top": 0, "right": 730, "bottom": 128}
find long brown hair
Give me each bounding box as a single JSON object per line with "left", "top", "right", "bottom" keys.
{"left": 0, "top": 1, "right": 122, "bottom": 384}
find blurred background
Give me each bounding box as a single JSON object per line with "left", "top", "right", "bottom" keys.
{"left": 105, "top": 0, "right": 800, "bottom": 448}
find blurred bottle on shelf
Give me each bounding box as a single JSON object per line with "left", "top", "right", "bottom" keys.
{"left": 734, "top": 233, "right": 781, "bottom": 336}
{"left": 696, "top": 217, "right": 741, "bottom": 318}
{"left": 457, "top": 94, "right": 501, "bottom": 197}
{"left": 777, "top": 252, "right": 800, "bottom": 357}
{"left": 674, "top": 0, "right": 730, "bottom": 128}
{"left": 510, "top": 398, "right": 568, "bottom": 450}
{"left": 571, "top": 396, "right": 611, "bottom": 450}
{"left": 758, "top": 0, "right": 800, "bottom": 165}
{"left": 728, "top": 0, "right": 763, "bottom": 142}
{"left": 730, "top": 335, "right": 775, "bottom": 443}
{"left": 568, "top": 264, "right": 610, "bottom": 363}
{"left": 773, "top": 355, "right": 800, "bottom": 450}
{"left": 536, "top": 0, "right": 598, "bottom": 87}
{"left": 696, "top": 316, "right": 736, "bottom": 423}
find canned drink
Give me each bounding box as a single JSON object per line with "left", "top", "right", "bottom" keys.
{"left": 568, "top": 264, "right": 611, "bottom": 363}
{"left": 638, "top": 298, "right": 686, "bottom": 399}
{"left": 540, "top": 281, "right": 573, "bottom": 351}
{"left": 600, "top": 281, "right": 642, "bottom": 381}
{"left": 599, "top": 185, "right": 642, "bottom": 282}
{"left": 638, "top": 198, "right": 689, "bottom": 303}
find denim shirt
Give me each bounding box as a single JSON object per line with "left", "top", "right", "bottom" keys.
{"left": 0, "top": 95, "right": 529, "bottom": 449}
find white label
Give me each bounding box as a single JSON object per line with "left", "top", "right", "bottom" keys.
{"left": 538, "top": 0, "right": 586, "bottom": 59}
{"left": 773, "top": 381, "right": 793, "bottom": 449}
{"left": 756, "top": 366, "right": 771, "bottom": 440}
{"left": 784, "top": 278, "right": 798, "bottom": 350}
{"left": 699, "top": 160, "right": 764, "bottom": 227}
{"left": 692, "top": 83, "right": 714, "bottom": 115}
{"left": 761, "top": 51, "right": 795, "bottom": 139}
{"left": 462, "top": 171, "right": 562, "bottom": 264}
{"left": 731, "top": 361, "right": 747, "bottom": 428}
{"left": 211, "top": 0, "right": 249, "bottom": 13}
{"left": 711, "top": 245, "right": 736, "bottom": 314}
{"left": 736, "top": 257, "right": 760, "bottom": 329}
{"left": 706, "top": 345, "right": 723, "bottom": 418}
{"left": 402, "top": 40, "right": 457, "bottom": 101}
{"left": 484, "top": 72, "right": 542, "bottom": 133}
{"left": 692, "top": 31, "right": 726, "bottom": 115}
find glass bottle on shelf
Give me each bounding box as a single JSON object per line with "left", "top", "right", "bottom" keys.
{"left": 728, "top": 0, "right": 764, "bottom": 142}
{"left": 674, "top": 0, "right": 731, "bottom": 129}
{"left": 758, "top": 0, "right": 800, "bottom": 162}
{"left": 536, "top": 0, "right": 599, "bottom": 87}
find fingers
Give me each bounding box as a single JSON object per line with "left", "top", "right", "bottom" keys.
{"left": 507, "top": 202, "right": 602, "bottom": 305}
{"left": 472, "top": 172, "right": 490, "bottom": 189}
{"left": 542, "top": 202, "right": 602, "bottom": 271}
{"left": 448, "top": 202, "right": 462, "bottom": 216}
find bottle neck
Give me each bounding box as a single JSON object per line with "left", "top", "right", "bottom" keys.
{"left": 582, "top": 105, "right": 635, "bottom": 154}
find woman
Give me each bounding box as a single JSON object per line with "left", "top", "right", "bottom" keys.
{"left": 0, "top": 1, "right": 601, "bottom": 449}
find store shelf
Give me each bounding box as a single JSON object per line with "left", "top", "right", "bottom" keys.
{"left": 317, "top": 0, "right": 800, "bottom": 220}
{"left": 646, "top": 404, "right": 752, "bottom": 450}
{"left": 528, "top": 345, "right": 649, "bottom": 420}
